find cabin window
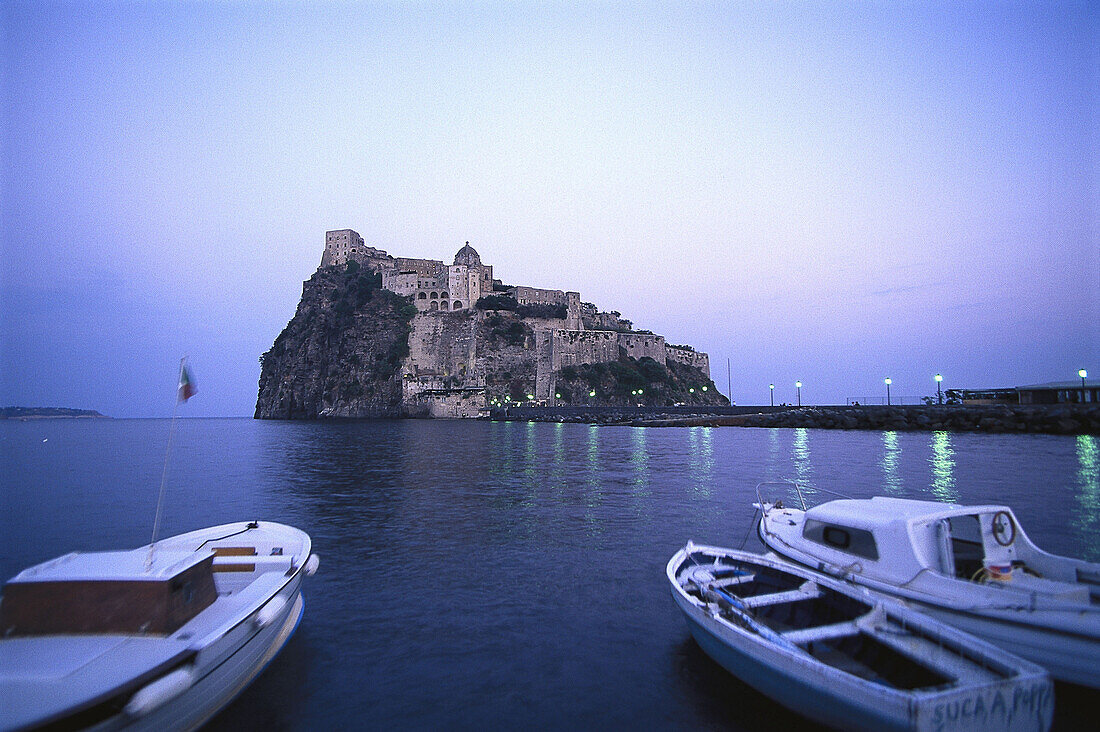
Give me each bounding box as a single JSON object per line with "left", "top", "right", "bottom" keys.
{"left": 803, "top": 519, "right": 879, "bottom": 560}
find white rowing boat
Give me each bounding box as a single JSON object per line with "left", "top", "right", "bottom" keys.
{"left": 668, "top": 543, "right": 1052, "bottom": 731}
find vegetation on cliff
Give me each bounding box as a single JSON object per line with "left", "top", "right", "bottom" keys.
{"left": 255, "top": 263, "right": 416, "bottom": 419}
{"left": 475, "top": 294, "right": 568, "bottom": 320}
{"left": 552, "top": 355, "right": 728, "bottom": 407}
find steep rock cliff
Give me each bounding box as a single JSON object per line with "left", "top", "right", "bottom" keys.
{"left": 255, "top": 265, "right": 416, "bottom": 419}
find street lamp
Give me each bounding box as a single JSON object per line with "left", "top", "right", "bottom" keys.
{"left": 795, "top": 381, "right": 802, "bottom": 407}
{"left": 935, "top": 374, "right": 943, "bottom": 405}
{"left": 885, "top": 377, "right": 892, "bottom": 406}
{"left": 1080, "top": 369, "right": 1089, "bottom": 403}
{"left": 769, "top": 383, "right": 774, "bottom": 407}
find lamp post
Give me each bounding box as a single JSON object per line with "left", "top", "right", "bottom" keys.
{"left": 935, "top": 374, "right": 943, "bottom": 405}
{"left": 1080, "top": 369, "right": 1089, "bottom": 403}
{"left": 885, "top": 377, "right": 892, "bottom": 406}
{"left": 769, "top": 383, "right": 774, "bottom": 407}
{"left": 795, "top": 381, "right": 802, "bottom": 407}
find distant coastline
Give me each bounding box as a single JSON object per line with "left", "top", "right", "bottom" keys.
{"left": 0, "top": 407, "right": 108, "bottom": 420}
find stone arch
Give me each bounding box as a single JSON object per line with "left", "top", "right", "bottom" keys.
{"left": 439, "top": 301, "right": 449, "bottom": 311}
{"left": 430, "top": 301, "right": 439, "bottom": 311}
{"left": 418, "top": 292, "right": 427, "bottom": 300}
{"left": 453, "top": 301, "right": 462, "bottom": 310}
{"left": 441, "top": 291, "right": 448, "bottom": 299}
{"left": 430, "top": 291, "right": 438, "bottom": 299}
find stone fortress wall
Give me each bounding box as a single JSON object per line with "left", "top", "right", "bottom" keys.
{"left": 618, "top": 332, "right": 666, "bottom": 363}
{"left": 321, "top": 228, "right": 711, "bottom": 408}
{"left": 666, "top": 345, "right": 710, "bottom": 375}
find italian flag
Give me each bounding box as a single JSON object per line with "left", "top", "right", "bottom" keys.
{"left": 178, "top": 359, "right": 197, "bottom": 403}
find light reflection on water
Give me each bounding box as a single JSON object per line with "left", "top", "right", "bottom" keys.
{"left": 1074, "top": 435, "right": 1099, "bottom": 561}
{"left": 792, "top": 428, "right": 814, "bottom": 501}
{"left": 2, "top": 419, "right": 1098, "bottom": 730}
{"left": 585, "top": 423, "right": 602, "bottom": 533}
{"left": 631, "top": 427, "right": 649, "bottom": 496}
{"left": 765, "top": 427, "right": 781, "bottom": 483}
{"left": 688, "top": 426, "right": 715, "bottom": 498}
{"left": 929, "top": 431, "right": 958, "bottom": 502}
{"left": 881, "top": 431, "right": 902, "bottom": 495}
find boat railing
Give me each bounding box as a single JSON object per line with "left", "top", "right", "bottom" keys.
{"left": 755, "top": 481, "right": 854, "bottom": 512}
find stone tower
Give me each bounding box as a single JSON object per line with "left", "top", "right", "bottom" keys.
{"left": 320, "top": 229, "right": 364, "bottom": 268}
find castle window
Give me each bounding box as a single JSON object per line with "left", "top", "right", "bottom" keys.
{"left": 430, "top": 301, "right": 439, "bottom": 311}
{"left": 453, "top": 301, "right": 462, "bottom": 310}
{"left": 440, "top": 301, "right": 449, "bottom": 311}
{"left": 430, "top": 292, "right": 438, "bottom": 299}
{"left": 441, "top": 292, "right": 448, "bottom": 299}
{"left": 418, "top": 292, "right": 427, "bottom": 299}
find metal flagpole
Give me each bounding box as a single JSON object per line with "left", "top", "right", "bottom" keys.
{"left": 147, "top": 357, "right": 186, "bottom": 570}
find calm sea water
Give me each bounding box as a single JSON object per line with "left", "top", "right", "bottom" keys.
{"left": 2, "top": 419, "right": 1097, "bottom": 730}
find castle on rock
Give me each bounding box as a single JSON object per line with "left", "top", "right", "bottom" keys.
{"left": 320, "top": 228, "right": 712, "bottom": 415}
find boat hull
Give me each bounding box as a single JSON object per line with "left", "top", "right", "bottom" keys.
{"left": 674, "top": 589, "right": 910, "bottom": 731}
{"left": 912, "top": 601, "right": 1097, "bottom": 690}
{"left": 759, "top": 520, "right": 1100, "bottom": 689}
{"left": 755, "top": 495, "right": 1100, "bottom": 689}
{"left": 1, "top": 521, "right": 314, "bottom": 732}
{"left": 94, "top": 585, "right": 305, "bottom": 732}
{"left": 668, "top": 546, "right": 1053, "bottom": 732}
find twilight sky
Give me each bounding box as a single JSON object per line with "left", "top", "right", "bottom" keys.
{"left": 2, "top": 1, "right": 1097, "bottom": 417}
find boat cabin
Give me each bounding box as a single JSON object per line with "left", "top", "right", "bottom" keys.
{"left": 796, "top": 497, "right": 1032, "bottom": 582}
{"left": 0, "top": 549, "right": 217, "bottom": 637}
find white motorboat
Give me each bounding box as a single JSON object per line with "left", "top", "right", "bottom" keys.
{"left": 668, "top": 543, "right": 1053, "bottom": 731}
{"left": 756, "top": 492, "right": 1100, "bottom": 688}
{"left": 0, "top": 521, "right": 319, "bottom": 731}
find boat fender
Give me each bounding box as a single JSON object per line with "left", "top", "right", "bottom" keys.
{"left": 305, "top": 554, "right": 320, "bottom": 576}
{"left": 124, "top": 667, "right": 194, "bottom": 717}
{"left": 255, "top": 596, "right": 288, "bottom": 628}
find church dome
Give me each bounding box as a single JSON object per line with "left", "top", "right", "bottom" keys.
{"left": 454, "top": 242, "right": 482, "bottom": 267}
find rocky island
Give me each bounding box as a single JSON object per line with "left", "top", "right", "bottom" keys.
{"left": 0, "top": 407, "right": 107, "bottom": 419}
{"left": 256, "top": 230, "right": 724, "bottom": 419}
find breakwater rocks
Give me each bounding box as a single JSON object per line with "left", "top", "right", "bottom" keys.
{"left": 728, "top": 405, "right": 1099, "bottom": 434}
{"left": 497, "top": 405, "right": 1100, "bottom": 434}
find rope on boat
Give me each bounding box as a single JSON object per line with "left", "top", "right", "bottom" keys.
{"left": 738, "top": 505, "right": 761, "bottom": 551}
{"left": 194, "top": 522, "right": 258, "bottom": 551}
